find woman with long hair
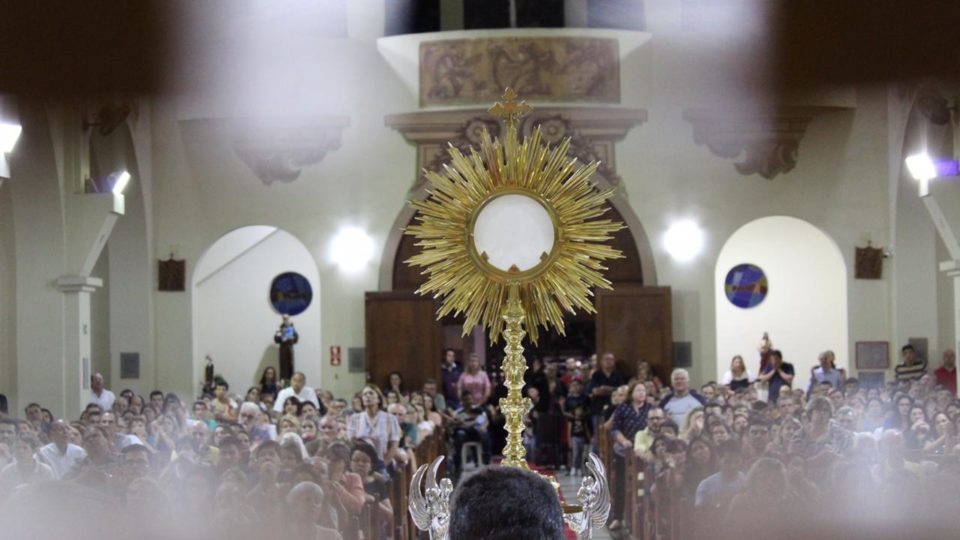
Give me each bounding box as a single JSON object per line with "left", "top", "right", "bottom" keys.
{"left": 721, "top": 355, "right": 752, "bottom": 392}
{"left": 607, "top": 381, "right": 653, "bottom": 531}
{"left": 259, "top": 366, "right": 279, "bottom": 400}
{"left": 924, "top": 411, "right": 957, "bottom": 454}
{"left": 386, "top": 371, "right": 406, "bottom": 399}
{"left": 457, "top": 353, "right": 492, "bottom": 406}
{"left": 884, "top": 395, "right": 913, "bottom": 431}
{"left": 423, "top": 394, "right": 444, "bottom": 428}
{"left": 680, "top": 407, "right": 706, "bottom": 442}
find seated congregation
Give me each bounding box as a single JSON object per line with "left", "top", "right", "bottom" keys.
{"left": 1, "top": 344, "right": 960, "bottom": 540}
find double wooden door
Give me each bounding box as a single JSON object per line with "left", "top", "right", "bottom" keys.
{"left": 365, "top": 286, "right": 672, "bottom": 388}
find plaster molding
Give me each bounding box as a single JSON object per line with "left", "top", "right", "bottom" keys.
{"left": 232, "top": 116, "right": 350, "bottom": 185}
{"left": 382, "top": 106, "right": 657, "bottom": 288}
{"left": 940, "top": 260, "right": 960, "bottom": 278}
{"left": 683, "top": 107, "right": 843, "bottom": 180}
{"left": 56, "top": 275, "right": 103, "bottom": 294}
{"left": 385, "top": 107, "right": 646, "bottom": 189}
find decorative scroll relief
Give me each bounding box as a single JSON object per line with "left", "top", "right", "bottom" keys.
{"left": 420, "top": 37, "right": 620, "bottom": 106}
{"left": 232, "top": 117, "right": 350, "bottom": 185}
{"left": 682, "top": 108, "right": 823, "bottom": 180}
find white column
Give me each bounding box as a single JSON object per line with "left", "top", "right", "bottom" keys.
{"left": 940, "top": 261, "right": 960, "bottom": 395}
{"left": 56, "top": 276, "right": 102, "bottom": 419}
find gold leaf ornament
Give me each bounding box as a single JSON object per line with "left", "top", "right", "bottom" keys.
{"left": 405, "top": 89, "right": 624, "bottom": 343}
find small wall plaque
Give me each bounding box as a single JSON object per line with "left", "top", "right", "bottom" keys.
{"left": 855, "top": 341, "right": 889, "bottom": 370}
{"left": 158, "top": 258, "right": 186, "bottom": 291}
{"left": 120, "top": 352, "right": 141, "bottom": 379}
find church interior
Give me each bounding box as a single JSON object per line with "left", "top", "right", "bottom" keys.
{"left": 2, "top": 1, "right": 960, "bottom": 539}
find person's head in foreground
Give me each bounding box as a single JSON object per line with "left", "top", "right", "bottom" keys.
{"left": 449, "top": 465, "right": 564, "bottom": 540}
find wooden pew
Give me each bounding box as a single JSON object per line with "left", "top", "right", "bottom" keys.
{"left": 624, "top": 452, "right": 653, "bottom": 540}
{"left": 359, "top": 501, "right": 373, "bottom": 540}
{"left": 404, "top": 428, "right": 448, "bottom": 540}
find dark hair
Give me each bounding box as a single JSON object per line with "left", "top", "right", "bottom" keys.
{"left": 283, "top": 396, "right": 303, "bottom": 415}
{"left": 260, "top": 366, "right": 277, "bottom": 384}
{"left": 388, "top": 371, "right": 405, "bottom": 391}
{"left": 219, "top": 435, "right": 242, "bottom": 451}
{"left": 323, "top": 441, "right": 352, "bottom": 465}
{"left": 902, "top": 344, "right": 915, "bottom": 353}
{"left": 149, "top": 391, "right": 164, "bottom": 400}
{"left": 255, "top": 440, "right": 281, "bottom": 458}
{"left": 350, "top": 439, "right": 380, "bottom": 469}
{"left": 770, "top": 350, "right": 783, "bottom": 361}
{"left": 664, "top": 438, "right": 688, "bottom": 454}
{"left": 449, "top": 466, "right": 564, "bottom": 540}
{"left": 661, "top": 420, "right": 679, "bottom": 434}
{"left": 716, "top": 440, "right": 742, "bottom": 458}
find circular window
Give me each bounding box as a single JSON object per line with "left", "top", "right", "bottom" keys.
{"left": 724, "top": 264, "right": 768, "bottom": 309}
{"left": 270, "top": 272, "right": 313, "bottom": 315}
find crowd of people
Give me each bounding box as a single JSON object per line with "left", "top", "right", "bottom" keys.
{"left": 597, "top": 341, "right": 960, "bottom": 539}
{"left": 1, "top": 338, "right": 960, "bottom": 539}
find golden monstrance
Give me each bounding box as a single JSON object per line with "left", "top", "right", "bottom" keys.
{"left": 406, "top": 89, "right": 623, "bottom": 539}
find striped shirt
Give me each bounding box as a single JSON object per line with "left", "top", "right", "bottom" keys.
{"left": 895, "top": 359, "right": 928, "bottom": 382}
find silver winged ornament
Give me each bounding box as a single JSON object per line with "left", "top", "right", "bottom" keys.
{"left": 562, "top": 453, "right": 611, "bottom": 539}
{"left": 409, "top": 455, "right": 453, "bottom": 540}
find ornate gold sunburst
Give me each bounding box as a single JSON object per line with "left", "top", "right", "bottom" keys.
{"left": 405, "top": 89, "right": 625, "bottom": 343}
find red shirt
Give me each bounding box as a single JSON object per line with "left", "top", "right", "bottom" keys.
{"left": 934, "top": 366, "right": 957, "bottom": 395}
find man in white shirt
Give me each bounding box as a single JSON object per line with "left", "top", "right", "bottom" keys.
{"left": 659, "top": 368, "right": 707, "bottom": 427}
{"left": 273, "top": 372, "right": 320, "bottom": 413}
{"left": 88, "top": 372, "right": 116, "bottom": 411}
{"left": 37, "top": 420, "right": 87, "bottom": 479}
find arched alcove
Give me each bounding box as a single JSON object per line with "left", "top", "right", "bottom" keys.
{"left": 193, "top": 226, "right": 321, "bottom": 393}
{"left": 715, "top": 216, "right": 849, "bottom": 391}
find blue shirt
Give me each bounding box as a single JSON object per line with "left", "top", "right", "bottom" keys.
{"left": 695, "top": 471, "right": 745, "bottom": 508}
{"left": 442, "top": 362, "right": 463, "bottom": 410}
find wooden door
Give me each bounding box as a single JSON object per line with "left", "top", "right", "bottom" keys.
{"left": 595, "top": 286, "right": 673, "bottom": 382}
{"left": 365, "top": 291, "right": 444, "bottom": 395}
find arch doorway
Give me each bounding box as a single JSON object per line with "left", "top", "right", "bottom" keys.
{"left": 370, "top": 194, "right": 670, "bottom": 387}
{"left": 715, "top": 216, "right": 849, "bottom": 392}
{"left": 193, "top": 226, "right": 321, "bottom": 394}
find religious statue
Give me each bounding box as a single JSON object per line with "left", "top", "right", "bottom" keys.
{"left": 274, "top": 314, "right": 299, "bottom": 381}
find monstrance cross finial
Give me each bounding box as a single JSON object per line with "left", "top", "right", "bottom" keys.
{"left": 489, "top": 87, "right": 532, "bottom": 128}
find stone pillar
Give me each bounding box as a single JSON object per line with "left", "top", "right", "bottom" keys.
{"left": 56, "top": 276, "right": 103, "bottom": 419}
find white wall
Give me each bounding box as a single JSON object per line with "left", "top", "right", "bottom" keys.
{"left": 715, "top": 216, "right": 849, "bottom": 393}
{"left": 0, "top": 181, "right": 16, "bottom": 410}
{"left": 90, "top": 247, "right": 111, "bottom": 381}
{"left": 193, "top": 226, "right": 322, "bottom": 395}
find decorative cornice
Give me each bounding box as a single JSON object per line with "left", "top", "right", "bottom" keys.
{"left": 682, "top": 107, "right": 842, "bottom": 180}
{"left": 232, "top": 116, "right": 350, "bottom": 185}
{"left": 385, "top": 107, "right": 646, "bottom": 188}
{"left": 57, "top": 275, "right": 103, "bottom": 294}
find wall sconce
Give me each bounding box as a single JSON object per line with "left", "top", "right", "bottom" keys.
{"left": 663, "top": 220, "right": 705, "bottom": 262}
{"left": 330, "top": 226, "right": 375, "bottom": 274}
